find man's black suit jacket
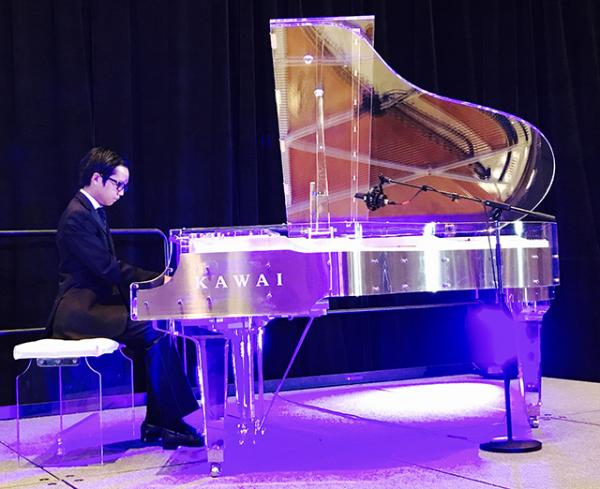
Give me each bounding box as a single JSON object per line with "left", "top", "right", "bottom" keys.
{"left": 48, "top": 192, "right": 156, "bottom": 339}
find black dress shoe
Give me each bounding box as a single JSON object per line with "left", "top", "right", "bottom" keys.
{"left": 141, "top": 420, "right": 204, "bottom": 449}
{"left": 141, "top": 420, "right": 163, "bottom": 442}
{"left": 162, "top": 427, "right": 205, "bottom": 450}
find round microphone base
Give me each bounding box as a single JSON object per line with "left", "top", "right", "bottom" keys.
{"left": 480, "top": 438, "right": 542, "bottom": 453}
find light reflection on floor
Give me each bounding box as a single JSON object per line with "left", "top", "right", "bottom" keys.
{"left": 0, "top": 376, "right": 598, "bottom": 488}
{"left": 284, "top": 380, "right": 507, "bottom": 422}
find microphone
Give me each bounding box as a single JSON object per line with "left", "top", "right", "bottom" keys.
{"left": 354, "top": 187, "right": 396, "bottom": 211}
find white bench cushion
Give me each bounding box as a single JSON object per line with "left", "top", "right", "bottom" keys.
{"left": 13, "top": 338, "right": 120, "bottom": 360}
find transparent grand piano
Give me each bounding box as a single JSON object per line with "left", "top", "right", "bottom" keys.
{"left": 131, "top": 16, "right": 559, "bottom": 476}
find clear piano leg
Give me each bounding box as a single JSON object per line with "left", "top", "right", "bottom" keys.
{"left": 506, "top": 288, "right": 551, "bottom": 429}
{"left": 255, "top": 326, "right": 265, "bottom": 434}
{"left": 229, "top": 317, "right": 266, "bottom": 442}
{"left": 194, "top": 334, "right": 228, "bottom": 476}
{"left": 515, "top": 320, "right": 542, "bottom": 428}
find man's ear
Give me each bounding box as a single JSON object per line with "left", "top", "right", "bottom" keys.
{"left": 91, "top": 172, "right": 103, "bottom": 184}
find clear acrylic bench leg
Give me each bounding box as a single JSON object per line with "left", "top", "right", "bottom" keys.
{"left": 13, "top": 347, "right": 134, "bottom": 466}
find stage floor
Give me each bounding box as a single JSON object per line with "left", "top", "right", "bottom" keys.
{"left": 0, "top": 375, "right": 599, "bottom": 488}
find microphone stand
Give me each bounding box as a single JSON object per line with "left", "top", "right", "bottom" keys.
{"left": 378, "top": 175, "right": 555, "bottom": 221}
{"left": 373, "top": 175, "right": 554, "bottom": 453}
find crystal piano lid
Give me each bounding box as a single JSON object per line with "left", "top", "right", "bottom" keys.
{"left": 270, "top": 16, "right": 555, "bottom": 232}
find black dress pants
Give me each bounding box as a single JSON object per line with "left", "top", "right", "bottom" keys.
{"left": 113, "top": 319, "right": 199, "bottom": 428}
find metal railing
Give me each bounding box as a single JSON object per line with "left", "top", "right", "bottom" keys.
{"left": 0, "top": 228, "right": 169, "bottom": 335}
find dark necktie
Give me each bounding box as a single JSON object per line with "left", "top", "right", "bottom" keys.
{"left": 96, "top": 207, "right": 115, "bottom": 253}
{"left": 97, "top": 207, "right": 108, "bottom": 231}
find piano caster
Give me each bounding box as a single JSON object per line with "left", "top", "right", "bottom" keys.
{"left": 208, "top": 442, "right": 224, "bottom": 477}
{"left": 528, "top": 416, "right": 540, "bottom": 429}
{"left": 210, "top": 463, "right": 222, "bottom": 478}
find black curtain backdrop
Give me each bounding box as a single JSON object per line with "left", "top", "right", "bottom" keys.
{"left": 1, "top": 0, "right": 600, "bottom": 394}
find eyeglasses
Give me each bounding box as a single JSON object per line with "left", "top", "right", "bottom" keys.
{"left": 107, "top": 177, "right": 129, "bottom": 194}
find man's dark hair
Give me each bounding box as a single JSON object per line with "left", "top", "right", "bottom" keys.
{"left": 79, "top": 147, "right": 128, "bottom": 187}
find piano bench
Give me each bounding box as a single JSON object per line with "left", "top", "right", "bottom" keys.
{"left": 12, "top": 338, "right": 135, "bottom": 465}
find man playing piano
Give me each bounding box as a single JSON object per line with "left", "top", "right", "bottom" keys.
{"left": 47, "top": 147, "right": 203, "bottom": 449}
